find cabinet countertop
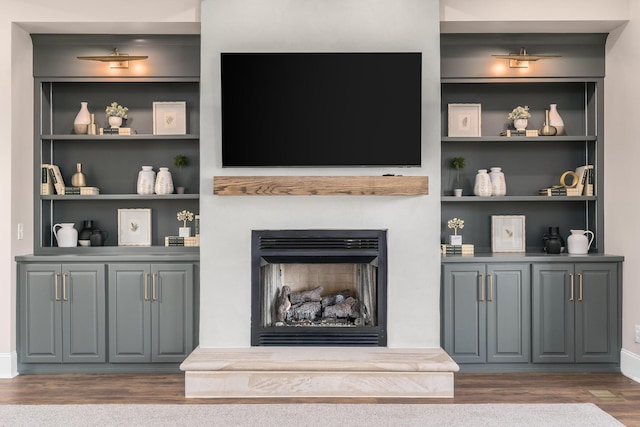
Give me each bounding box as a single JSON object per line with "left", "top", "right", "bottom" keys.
{"left": 16, "top": 253, "right": 200, "bottom": 263}
{"left": 441, "top": 253, "right": 624, "bottom": 263}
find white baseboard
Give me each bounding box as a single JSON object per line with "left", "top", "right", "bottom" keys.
{"left": 621, "top": 348, "right": 640, "bottom": 384}
{"left": 0, "top": 351, "right": 18, "bottom": 378}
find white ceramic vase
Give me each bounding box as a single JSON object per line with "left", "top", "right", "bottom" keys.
{"left": 179, "top": 227, "right": 191, "bottom": 237}
{"left": 513, "top": 118, "right": 528, "bottom": 131}
{"left": 474, "top": 169, "right": 492, "bottom": 197}
{"left": 137, "top": 166, "right": 156, "bottom": 195}
{"left": 108, "top": 116, "right": 123, "bottom": 129}
{"left": 74, "top": 102, "right": 91, "bottom": 134}
{"left": 549, "top": 104, "right": 565, "bottom": 135}
{"left": 155, "top": 167, "right": 174, "bottom": 195}
{"left": 489, "top": 167, "right": 506, "bottom": 196}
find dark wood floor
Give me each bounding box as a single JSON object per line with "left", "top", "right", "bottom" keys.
{"left": 0, "top": 372, "right": 638, "bottom": 426}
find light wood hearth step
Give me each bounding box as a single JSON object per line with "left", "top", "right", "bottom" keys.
{"left": 181, "top": 347, "right": 458, "bottom": 398}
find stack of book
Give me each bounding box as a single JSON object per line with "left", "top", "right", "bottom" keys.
{"left": 500, "top": 129, "right": 539, "bottom": 137}
{"left": 165, "top": 235, "right": 200, "bottom": 247}
{"left": 99, "top": 127, "right": 132, "bottom": 135}
{"left": 41, "top": 163, "right": 100, "bottom": 196}
{"left": 63, "top": 187, "right": 100, "bottom": 195}
{"left": 441, "top": 244, "right": 474, "bottom": 256}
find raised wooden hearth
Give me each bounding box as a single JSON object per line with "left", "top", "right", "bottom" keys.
{"left": 213, "top": 176, "right": 428, "bottom": 196}
{"left": 180, "top": 346, "right": 458, "bottom": 398}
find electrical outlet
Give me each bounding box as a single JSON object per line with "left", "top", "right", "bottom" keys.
{"left": 17, "top": 223, "right": 24, "bottom": 240}
{"left": 636, "top": 325, "right": 640, "bottom": 344}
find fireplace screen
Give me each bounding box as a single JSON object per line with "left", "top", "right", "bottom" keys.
{"left": 252, "top": 230, "right": 387, "bottom": 346}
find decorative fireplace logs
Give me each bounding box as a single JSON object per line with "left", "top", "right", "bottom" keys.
{"left": 277, "top": 286, "right": 364, "bottom": 325}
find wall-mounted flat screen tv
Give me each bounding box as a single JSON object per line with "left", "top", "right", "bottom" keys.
{"left": 221, "top": 52, "right": 422, "bottom": 167}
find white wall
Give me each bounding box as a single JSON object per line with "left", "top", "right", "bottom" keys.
{"left": 1, "top": 0, "right": 201, "bottom": 378}
{"left": 605, "top": 0, "right": 640, "bottom": 382}
{"left": 199, "top": 0, "right": 442, "bottom": 348}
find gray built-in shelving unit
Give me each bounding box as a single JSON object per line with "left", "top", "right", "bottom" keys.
{"left": 440, "top": 34, "right": 623, "bottom": 372}
{"left": 17, "top": 35, "right": 200, "bottom": 374}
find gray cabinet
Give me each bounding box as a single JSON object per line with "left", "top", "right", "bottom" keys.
{"left": 108, "top": 263, "right": 194, "bottom": 363}
{"left": 532, "top": 262, "right": 618, "bottom": 364}
{"left": 442, "top": 262, "right": 530, "bottom": 364}
{"left": 19, "top": 263, "right": 106, "bottom": 363}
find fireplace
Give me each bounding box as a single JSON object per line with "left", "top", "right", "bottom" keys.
{"left": 251, "top": 229, "right": 387, "bottom": 346}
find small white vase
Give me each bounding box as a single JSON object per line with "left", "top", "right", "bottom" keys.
{"left": 549, "top": 104, "right": 565, "bottom": 135}
{"left": 137, "top": 166, "right": 156, "bottom": 195}
{"left": 155, "top": 167, "right": 174, "bottom": 195}
{"left": 108, "top": 116, "right": 123, "bottom": 129}
{"left": 74, "top": 102, "right": 91, "bottom": 134}
{"left": 179, "top": 227, "right": 191, "bottom": 237}
{"left": 489, "top": 167, "right": 506, "bottom": 196}
{"left": 513, "top": 118, "right": 528, "bottom": 131}
{"left": 474, "top": 169, "right": 492, "bottom": 197}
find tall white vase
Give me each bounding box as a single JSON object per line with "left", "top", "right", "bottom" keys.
{"left": 137, "top": 166, "right": 156, "bottom": 195}
{"left": 549, "top": 104, "right": 565, "bottom": 135}
{"left": 474, "top": 169, "right": 492, "bottom": 197}
{"left": 73, "top": 102, "right": 91, "bottom": 134}
{"left": 489, "top": 167, "right": 506, "bottom": 196}
{"left": 155, "top": 167, "right": 174, "bottom": 195}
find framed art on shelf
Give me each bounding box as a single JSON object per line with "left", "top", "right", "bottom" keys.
{"left": 118, "top": 208, "right": 152, "bottom": 246}
{"left": 153, "top": 101, "right": 186, "bottom": 135}
{"left": 448, "top": 103, "right": 481, "bottom": 137}
{"left": 491, "top": 215, "right": 526, "bottom": 253}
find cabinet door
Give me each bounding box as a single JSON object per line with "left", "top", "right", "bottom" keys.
{"left": 486, "top": 264, "right": 530, "bottom": 363}
{"left": 108, "top": 264, "right": 152, "bottom": 363}
{"left": 62, "top": 264, "right": 106, "bottom": 363}
{"left": 19, "top": 264, "right": 62, "bottom": 363}
{"left": 442, "top": 263, "right": 486, "bottom": 363}
{"left": 575, "top": 263, "right": 618, "bottom": 363}
{"left": 151, "top": 264, "right": 194, "bottom": 362}
{"left": 532, "top": 263, "right": 575, "bottom": 363}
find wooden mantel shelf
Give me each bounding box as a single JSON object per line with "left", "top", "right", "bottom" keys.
{"left": 213, "top": 176, "right": 428, "bottom": 196}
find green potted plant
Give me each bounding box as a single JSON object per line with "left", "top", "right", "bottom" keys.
{"left": 451, "top": 156, "right": 465, "bottom": 197}
{"left": 173, "top": 154, "right": 189, "bottom": 194}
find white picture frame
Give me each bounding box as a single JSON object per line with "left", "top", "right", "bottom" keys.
{"left": 448, "top": 103, "right": 482, "bottom": 137}
{"left": 153, "top": 101, "right": 186, "bottom": 135}
{"left": 118, "top": 208, "right": 152, "bottom": 246}
{"left": 491, "top": 215, "right": 526, "bottom": 253}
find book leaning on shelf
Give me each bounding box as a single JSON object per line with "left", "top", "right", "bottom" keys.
{"left": 41, "top": 164, "right": 54, "bottom": 195}
{"left": 46, "top": 164, "right": 65, "bottom": 195}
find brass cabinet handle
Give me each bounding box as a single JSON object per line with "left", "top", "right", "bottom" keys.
{"left": 54, "top": 273, "right": 60, "bottom": 301}
{"left": 488, "top": 274, "right": 493, "bottom": 302}
{"left": 479, "top": 274, "right": 485, "bottom": 302}
{"left": 62, "top": 273, "right": 68, "bottom": 301}
{"left": 569, "top": 273, "right": 575, "bottom": 302}
{"left": 144, "top": 273, "right": 149, "bottom": 301}
{"left": 579, "top": 273, "right": 583, "bottom": 302}
{"left": 152, "top": 273, "right": 157, "bottom": 301}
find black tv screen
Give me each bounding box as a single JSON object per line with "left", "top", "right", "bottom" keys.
{"left": 221, "top": 52, "right": 422, "bottom": 167}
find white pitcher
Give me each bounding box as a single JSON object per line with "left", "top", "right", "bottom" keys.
{"left": 53, "top": 223, "right": 78, "bottom": 247}
{"left": 567, "top": 229, "right": 594, "bottom": 255}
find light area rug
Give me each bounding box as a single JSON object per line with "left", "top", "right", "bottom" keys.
{"left": 0, "top": 403, "right": 624, "bottom": 427}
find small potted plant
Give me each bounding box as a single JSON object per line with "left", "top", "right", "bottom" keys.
{"left": 105, "top": 102, "right": 129, "bottom": 128}
{"left": 177, "top": 209, "right": 194, "bottom": 237}
{"left": 173, "top": 154, "right": 189, "bottom": 194}
{"left": 451, "top": 156, "right": 465, "bottom": 197}
{"left": 447, "top": 217, "right": 465, "bottom": 246}
{"left": 507, "top": 105, "right": 531, "bottom": 131}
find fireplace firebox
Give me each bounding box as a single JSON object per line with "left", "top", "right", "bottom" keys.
{"left": 251, "top": 229, "right": 387, "bottom": 346}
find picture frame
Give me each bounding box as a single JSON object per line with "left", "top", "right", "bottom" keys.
{"left": 118, "top": 208, "right": 152, "bottom": 246}
{"left": 153, "top": 101, "right": 186, "bottom": 135}
{"left": 491, "top": 215, "right": 526, "bottom": 253}
{"left": 448, "top": 103, "right": 481, "bottom": 137}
